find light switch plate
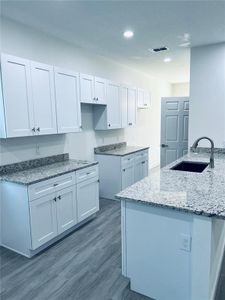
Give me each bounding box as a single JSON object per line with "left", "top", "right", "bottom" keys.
{"left": 180, "top": 234, "right": 192, "bottom": 252}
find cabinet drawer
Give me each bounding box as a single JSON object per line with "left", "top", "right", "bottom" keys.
{"left": 76, "top": 165, "right": 99, "bottom": 183}
{"left": 28, "top": 172, "right": 76, "bottom": 201}
{"left": 135, "top": 150, "right": 148, "bottom": 162}
{"left": 121, "top": 154, "right": 135, "bottom": 168}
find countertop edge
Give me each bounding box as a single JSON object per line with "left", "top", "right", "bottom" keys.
{"left": 115, "top": 195, "right": 225, "bottom": 220}
{"left": 0, "top": 161, "right": 99, "bottom": 186}
{"left": 95, "top": 146, "right": 149, "bottom": 156}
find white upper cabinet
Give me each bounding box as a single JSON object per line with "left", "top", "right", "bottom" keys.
{"left": 121, "top": 86, "right": 137, "bottom": 128}
{"left": 121, "top": 86, "right": 128, "bottom": 128}
{"left": 107, "top": 81, "right": 121, "bottom": 129}
{"left": 80, "top": 73, "right": 95, "bottom": 104}
{"left": 94, "top": 76, "right": 107, "bottom": 105}
{"left": 137, "top": 88, "right": 151, "bottom": 108}
{"left": 54, "top": 67, "right": 81, "bottom": 133}
{"left": 80, "top": 73, "right": 107, "bottom": 105}
{"left": 31, "top": 62, "right": 57, "bottom": 135}
{"left": 127, "top": 87, "right": 137, "bottom": 127}
{"left": 0, "top": 54, "right": 34, "bottom": 138}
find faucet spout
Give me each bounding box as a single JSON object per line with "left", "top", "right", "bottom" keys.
{"left": 191, "top": 136, "right": 215, "bottom": 168}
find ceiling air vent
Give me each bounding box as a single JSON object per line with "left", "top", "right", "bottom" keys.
{"left": 151, "top": 46, "right": 169, "bottom": 53}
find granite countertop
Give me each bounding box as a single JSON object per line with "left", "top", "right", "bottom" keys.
{"left": 116, "top": 151, "right": 225, "bottom": 219}
{"left": 0, "top": 154, "right": 98, "bottom": 185}
{"left": 94, "top": 142, "right": 149, "bottom": 156}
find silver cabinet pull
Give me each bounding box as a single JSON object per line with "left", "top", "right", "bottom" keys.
{"left": 36, "top": 127, "right": 40, "bottom": 132}
{"left": 32, "top": 127, "right": 36, "bottom": 132}
{"left": 53, "top": 197, "right": 57, "bottom": 202}
{"left": 161, "top": 144, "right": 169, "bottom": 148}
{"left": 58, "top": 195, "right": 61, "bottom": 200}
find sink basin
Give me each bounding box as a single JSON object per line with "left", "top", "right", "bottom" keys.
{"left": 170, "top": 161, "right": 209, "bottom": 173}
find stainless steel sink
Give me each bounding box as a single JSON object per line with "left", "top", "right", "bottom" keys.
{"left": 170, "top": 161, "right": 209, "bottom": 173}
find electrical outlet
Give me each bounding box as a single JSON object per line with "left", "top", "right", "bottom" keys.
{"left": 180, "top": 234, "right": 192, "bottom": 252}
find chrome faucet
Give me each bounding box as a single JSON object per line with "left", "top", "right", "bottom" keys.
{"left": 192, "top": 136, "right": 215, "bottom": 168}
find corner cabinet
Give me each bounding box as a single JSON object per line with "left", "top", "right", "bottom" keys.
{"left": 95, "top": 149, "right": 149, "bottom": 200}
{"left": 1, "top": 165, "right": 99, "bottom": 257}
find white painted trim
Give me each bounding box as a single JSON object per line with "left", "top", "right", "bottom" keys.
{"left": 210, "top": 224, "right": 225, "bottom": 300}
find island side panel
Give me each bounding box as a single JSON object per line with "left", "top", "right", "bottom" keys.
{"left": 1, "top": 181, "right": 32, "bottom": 256}
{"left": 95, "top": 154, "right": 122, "bottom": 200}
{"left": 123, "top": 200, "right": 192, "bottom": 300}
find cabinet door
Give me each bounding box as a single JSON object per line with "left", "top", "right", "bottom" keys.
{"left": 54, "top": 68, "right": 81, "bottom": 133}
{"left": 122, "top": 165, "right": 135, "bottom": 190}
{"left": 56, "top": 186, "right": 77, "bottom": 234}
{"left": 29, "top": 193, "right": 57, "bottom": 250}
{"left": 143, "top": 159, "right": 149, "bottom": 177}
{"left": 77, "top": 177, "right": 99, "bottom": 222}
{"left": 31, "top": 62, "right": 57, "bottom": 135}
{"left": 94, "top": 77, "right": 107, "bottom": 105}
{"left": 144, "top": 91, "right": 151, "bottom": 107}
{"left": 127, "top": 87, "right": 137, "bottom": 127}
{"left": 137, "top": 88, "right": 145, "bottom": 108}
{"left": 121, "top": 86, "right": 128, "bottom": 128}
{"left": 80, "top": 73, "right": 94, "bottom": 104}
{"left": 107, "top": 81, "right": 121, "bottom": 129}
{"left": 1, "top": 54, "right": 34, "bottom": 137}
{"left": 134, "top": 160, "right": 144, "bottom": 183}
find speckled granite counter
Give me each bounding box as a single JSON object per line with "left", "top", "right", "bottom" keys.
{"left": 116, "top": 151, "right": 225, "bottom": 219}
{"left": 94, "top": 142, "right": 149, "bottom": 156}
{"left": 0, "top": 154, "right": 98, "bottom": 185}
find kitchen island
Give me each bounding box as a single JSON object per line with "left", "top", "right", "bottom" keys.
{"left": 116, "top": 150, "right": 225, "bottom": 300}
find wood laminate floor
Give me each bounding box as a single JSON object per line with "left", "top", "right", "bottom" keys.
{"left": 0, "top": 199, "right": 225, "bottom": 300}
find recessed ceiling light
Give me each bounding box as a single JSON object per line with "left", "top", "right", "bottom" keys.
{"left": 123, "top": 30, "right": 134, "bottom": 39}
{"left": 164, "top": 57, "right": 172, "bottom": 63}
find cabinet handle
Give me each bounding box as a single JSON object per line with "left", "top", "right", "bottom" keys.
{"left": 128, "top": 123, "right": 132, "bottom": 126}
{"left": 53, "top": 183, "right": 58, "bottom": 187}
{"left": 32, "top": 127, "right": 36, "bottom": 132}
{"left": 80, "top": 125, "right": 83, "bottom": 129}
{"left": 142, "top": 161, "right": 145, "bottom": 164}
{"left": 98, "top": 179, "right": 100, "bottom": 183}
{"left": 86, "top": 172, "right": 90, "bottom": 175}
{"left": 96, "top": 97, "right": 98, "bottom": 101}
{"left": 108, "top": 124, "right": 111, "bottom": 127}
{"left": 36, "top": 127, "right": 40, "bottom": 132}
{"left": 58, "top": 195, "right": 61, "bottom": 200}
{"left": 123, "top": 169, "right": 125, "bottom": 172}
{"left": 53, "top": 197, "right": 57, "bottom": 202}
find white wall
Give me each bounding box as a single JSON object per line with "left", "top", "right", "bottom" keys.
{"left": 0, "top": 18, "right": 171, "bottom": 168}
{"left": 171, "top": 82, "right": 189, "bottom": 97}
{"left": 189, "top": 43, "right": 225, "bottom": 148}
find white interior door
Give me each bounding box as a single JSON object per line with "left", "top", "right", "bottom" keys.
{"left": 31, "top": 61, "right": 57, "bottom": 135}
{"left": 94, "top": 77, "right": 107, "bottom": 105}
{"left": 80, "top": 73, "right": 94, "bottom": 103}
{"left": 77, "top": 177, "right": 99, "bottom": 222}
{"left": 127, "top": 87, "right": 137, "bottom": 127}
{"left": 107, "top": 81, "right": 121, "bottom": 129}
{"left": 1, "top": 54, "right": 34, "bottom": 137}
{"left": 29, "top": 193, "right": 57, "bottom": 250}
{"left": 56, "top": 186, "right": 77, "bottom": 234}
{"left": 161, "top": 97, "right": 189, "bottom": 167}
{"left": 54, "top": 67, "right": 81, "bottom": 133}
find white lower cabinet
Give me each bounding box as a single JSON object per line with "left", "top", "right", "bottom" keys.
{"left": 77, "top": 177, "right": 99, "bottom": 222}
{"left": 1, "top": 165, "right": 99, "bottom": 257}
{"left": 122, "top": 165, "right": 135, "bottom": 190}
{"left": 96, "top": 149, "right": 149, "bottom": 200}
{"left": 30, "top": 193, "right": 58, "bottom": 250}
{"left": 56, "top": 186, "right": 77, "bottom": 235}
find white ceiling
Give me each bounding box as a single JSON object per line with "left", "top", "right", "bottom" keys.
{"left": 1, "top": 0, "right": 225, "bottom": 83}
